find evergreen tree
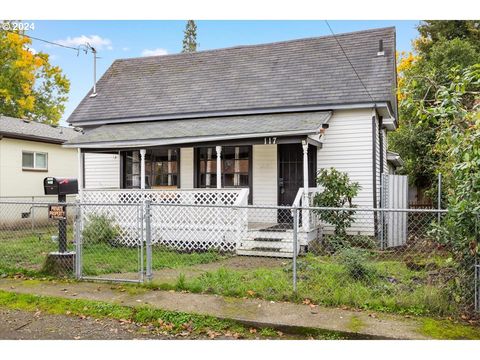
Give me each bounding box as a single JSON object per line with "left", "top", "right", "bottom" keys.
{"left": 182, "top": 20, "right": 198, "bottom": 53}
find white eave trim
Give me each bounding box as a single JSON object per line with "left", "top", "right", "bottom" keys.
{"left": 69, "top": 102, "right": 391, "bottom": 127}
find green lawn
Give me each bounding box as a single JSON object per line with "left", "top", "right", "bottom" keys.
{"left": 0, "top": 231, "right": 225, "bottom": 276}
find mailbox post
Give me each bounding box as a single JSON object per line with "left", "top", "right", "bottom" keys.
{"left": 43, "top": 177, "right": 78, "bottom": 275}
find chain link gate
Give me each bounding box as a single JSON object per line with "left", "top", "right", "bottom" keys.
{"left": 75, "top": 202, "right": 145, "bottom": 283}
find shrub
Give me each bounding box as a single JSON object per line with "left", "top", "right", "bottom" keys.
{"left": 337, "top": 248, "right": 377, "bottom": 281}
{"left": 82, "top": 213, "right": 120, "bottom": 246}
{"left": 313, "top": 168, "right": 361, "bottom": 239}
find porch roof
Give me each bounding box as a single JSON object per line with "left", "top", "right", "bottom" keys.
{"left": 64, "top": 111, "right": 331, "bottom": 149}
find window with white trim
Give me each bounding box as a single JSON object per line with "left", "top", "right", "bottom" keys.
{"left": 22, "top": 151, "right": 48, "bottom": 170}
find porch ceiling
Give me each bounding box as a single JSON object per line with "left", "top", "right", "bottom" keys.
{"left": 64, "top": 111, "right": 331, "bottom": 148}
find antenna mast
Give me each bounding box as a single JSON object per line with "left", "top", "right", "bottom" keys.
{"left": 86, "top": 43, "right": 98, "bottom": 97}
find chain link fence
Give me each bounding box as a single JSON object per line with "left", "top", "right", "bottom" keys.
{"left": 0, "top": 199, "right": 478, "bottom": 318}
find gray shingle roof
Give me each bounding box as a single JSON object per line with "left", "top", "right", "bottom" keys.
{"left": 68, "top": 27, "right": 396, "bottom": 126}
{"left": 65, "top": 111, "right": 331, "bottom": 147}
{"left": 0, "top": 115, "right": 80, "bottom": 144}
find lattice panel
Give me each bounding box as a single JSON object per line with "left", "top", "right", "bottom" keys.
{"left": 150, "top": 204, "right": 248, "bottom": 252}
{"left": 80, "top": 189, "right": 249, "bottom": 248}
{"left": 81, "top": 189, "right": 246, "bottom": 206}
{"left": 80, "top": 203, "right": 142, "bottom": 247}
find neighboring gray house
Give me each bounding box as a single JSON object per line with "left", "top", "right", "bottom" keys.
{"left": 65, "top": 27, "right": 398, "bottom": 256}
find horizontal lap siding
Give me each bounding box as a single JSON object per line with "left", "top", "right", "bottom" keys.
{"left": 84, "top": 153, "right": 120, "bottom": 189}
{"left": 251, "top": 144, "right": 277, "bottom": 223}
{"left": 317, "top": 109, "right": 374, "bottom": 208}
{"left": 317, "top": 109, "right": 375, "bottom": 235}
{"left": 180, "top": 148, "right": 194, "bottom": 188}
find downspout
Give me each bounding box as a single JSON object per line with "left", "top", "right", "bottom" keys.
{"left": 372, "top": 115, "right": 377, "bottom": 208}
{"left": 378, "top": 116, "right": 385, "bottom": 176}
{"left": 372, "top": 114, "right": 378, "bottom": 240}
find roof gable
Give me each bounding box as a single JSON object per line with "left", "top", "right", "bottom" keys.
{"left": 68, "top": 27, "right": 396, "bottom": 126}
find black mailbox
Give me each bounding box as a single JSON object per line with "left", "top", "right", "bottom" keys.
{"left": 44, "top": 177, "right": 78, "bottom": 196}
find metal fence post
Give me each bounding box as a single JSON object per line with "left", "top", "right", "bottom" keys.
{"left": 292, "top": 206, "right": 298, "bottom": 293}
{"left": 475, "top": 216, "right": 479, "bottom": 313}
{"left": 437, "top": 173, "right": 442, "bottom": 225}
{"left": 74, "top": 200, "right": 82, "bottom": 279}
{"left": 379, "top": 175, "right": 385, "bottom": 250}
{"left": 31, "top": 196, "right": 35, "bottom": 232}
{"left": 145, "top": 200, "right": 153, "bottom": 282}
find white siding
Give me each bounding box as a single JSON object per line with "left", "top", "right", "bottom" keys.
{"left": 84, "top": 153, "right": 120, "bottom": 189}
{"left": 251, "top": 144, "right": 277, "bottom": 223}
{"left": 180, "top": 147, "right": 194, "bottom": 188}
{"left": 317, "top": 109, "right": 374, "bottom": 209}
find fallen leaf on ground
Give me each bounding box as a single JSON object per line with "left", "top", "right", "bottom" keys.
{"left": 249, "top": 328, "right": 257, "bottom": 334}
{"left": 302, "top": 299, "right": 311, "bottom": 305}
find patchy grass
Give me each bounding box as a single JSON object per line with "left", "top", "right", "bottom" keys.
{"left": 419, "top": 318, "right": 480, "bottom": 340}
{"left": 0, "top": 290, "right": 344, "bottom": 339}
{"left": 156, "top": 253, "right": 459, "bottom": 317}
{"left": 0, "top": 231, "right": 464, "bottom": 318}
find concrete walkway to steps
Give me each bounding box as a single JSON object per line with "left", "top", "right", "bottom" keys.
{"left": 0, "top": 277, "right": 431, "bottom": 339}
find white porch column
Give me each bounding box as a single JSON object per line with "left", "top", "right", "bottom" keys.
{"left": 140, "top": 149, "right": 146, "bottom": 190}
{"left": 302, "top": 140, "right": 310, "bottom": 231}
{"left": 216, "top": 146, "right": 222, "bottom": 189}
{"left": 77, "top": 148, "right": 84, "bottom": 201}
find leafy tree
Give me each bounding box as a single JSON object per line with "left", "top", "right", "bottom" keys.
{"left": 426, "top": 64, "right": 480, "bottom": 307}
{"left": 313, "top": 168, "right": 361, "bottom": 239}
{"left": 416, "top": 20, "right": 480, "bottom": 54}
{"left": 389, "top": 21, "right": 480, "bottom": 201}
{"left": 182, "top": 20, "right": 198, "bottom": 53}
{"left": 0, "top": 28, "right": 70, "bottom": 124}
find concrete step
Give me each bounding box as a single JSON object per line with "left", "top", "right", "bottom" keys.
{"left": 236, "top": 249, "right": 294, "bottom": 258}
{"left": 239, "top": 240, "right": 292, "bottom": 250}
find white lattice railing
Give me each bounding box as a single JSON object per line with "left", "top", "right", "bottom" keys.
{"left": 79, "top": 188, "right": 249, "bottom": 250}
{"left": 293, "top": 187, "right": 322, "bottom": 231}
{"left": 80, "top": 188, "right": 249, "bottom": 206}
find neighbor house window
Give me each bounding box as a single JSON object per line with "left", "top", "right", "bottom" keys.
{"left": 197, "top": 146, "right": 251, "bottom": 192}
{"left": 22, "top": 151, "right": 48, "bottom": 171}
{"left": 123, "top": 148, "right": 179, "bottom": 189}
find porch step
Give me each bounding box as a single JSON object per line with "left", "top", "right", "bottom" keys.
{"left": 236, "top": 249, "right": 294, "bottom": 258}
{"left": 253, "top": 237, "right": 283, "bottom": 242}
{"left": 240, "top": 239, "right": 292, "bottom": 250}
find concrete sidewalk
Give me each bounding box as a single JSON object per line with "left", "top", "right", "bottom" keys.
{"left": 0, "top": 278, "right": 429, "bottom": 339}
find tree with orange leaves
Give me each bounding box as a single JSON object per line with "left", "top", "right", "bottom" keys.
{"left": 0, "top": 27, "right": 70, "bottom": 124}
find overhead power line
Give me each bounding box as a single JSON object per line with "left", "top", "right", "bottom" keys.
{"left": 3, "top": 29, "right": 93, "bottom": 55}
{"left": 324, "top": 20, "right": 375, "bottom": 104}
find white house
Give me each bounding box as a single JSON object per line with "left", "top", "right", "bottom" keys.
{"left": 65, "top": 27, "right": 398, "bottom": 256}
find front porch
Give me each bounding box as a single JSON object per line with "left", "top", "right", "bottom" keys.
{"left": 78, "top": 187, "right": 321, "bottom": 258}
{"left": 70, "top": 112, "right": 332, "bottom": 257}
